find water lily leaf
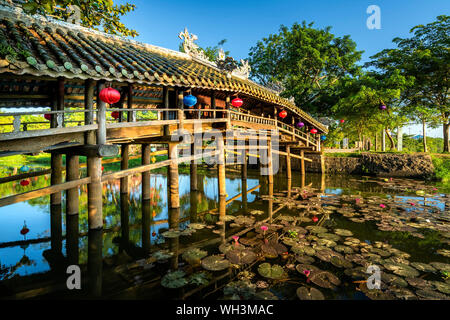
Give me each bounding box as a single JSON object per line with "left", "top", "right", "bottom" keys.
{"left": 162, "top": 230, "right": 181, "bottom": 238}
{"left": 384, "top": 262, "right": 420, "bottom": 277}
{"left": 189, "top": 223, "right": 206, "bottom": 230}
{"left": 182, "top": 248, "right": 208, "bottom": 265}
{"left": 415, "top": 289, "right": 449, "bottom": 300}
{"left": 295, "top": 255, "right": 315, "bottom": 264}
{"left": 307, "top": 226, "right": 328, "bottom": 234}
{"left": 432, "top": 281, "right": 450, "bottom": 295}
{"left": 202, "top": 255, "right": 230, "bottom": 271}
{"left": 410, "top": 262, "right": 437, "bottom": 273}
{"left": 257, "top": 263, "right": 286, "bottom": 280}
{"left": 254, "top": 290, "right": 279, "bottom": 300}
{"left": 161, "top": 270, "right": 187, "bottom": 288}
{"left": 430, "top": 262, "right": 450, "bottom": 272}
{"left": 226, "top": 248, "right": 257, "bottom": 265}
{"left": 188, "top": 272, "right": 211, "bottom": 286}
{"left": 291, "top": 244, "right": 315, "bottom": 256}
{"left": 330, "top": 256, "right": 353, "bottom": 269}
{"left": 152, "top": 250, "right": 174, "bottom": 261}
{"left": 309, "top": 271, "right": 341, "bottom": 289}
{"left": 296, "top": 286, "right": 325, "bottom": 300}
{"left": 334, "top": 229, "right": 353, "bottom": 237}
{"left": 250, "top": 210, "right": 264, "bottom": 216}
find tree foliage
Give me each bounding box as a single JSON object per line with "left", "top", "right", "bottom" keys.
{"left": 368, "top": 15, "right": 449, "bottom": 151}
{"left": 14, "top": 0, "right": 138, "bottom": 37}
{"left": 248, "top": 21, "right": 362, "bottom": 116}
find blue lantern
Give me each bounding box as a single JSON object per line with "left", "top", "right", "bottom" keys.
{"left": 321, "top": 135, "right": 327, "bottom": 141}
{"left": 20, "top": 165, "right": 30, "bottom": 173}
{"left": 183, "top": 94, "right": 197, "bottom": 107}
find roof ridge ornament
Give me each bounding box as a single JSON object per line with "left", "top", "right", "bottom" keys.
{"left": 178, "top": 27, "right": 209, "bottom": 62}
{"left": 232, "top": 59, "right": 251, "bottom": 80}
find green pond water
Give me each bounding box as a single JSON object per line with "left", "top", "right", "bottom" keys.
{"left": 0, "top": 168, "right": 449, "bottom": 300}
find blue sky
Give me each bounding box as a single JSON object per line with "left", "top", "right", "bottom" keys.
{"left": 117, "top": 0, "right": 449, "bottom": 137}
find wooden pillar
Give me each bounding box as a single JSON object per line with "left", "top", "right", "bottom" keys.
{"left": 127, "top": 84, "right": 135, "bottom": 122}
{"left": 163, "top": 86, "right": 170, "bottom": 136}
{"left": 120, "top": 144, "right": 129, "bottom": 194}
{"left": 190, "top": 142, "right": 198, "bottom": 191}
{"left": 382, "top": 129, "right": 386, "bottom": 152}
{"left": 286, "top": 145, "right": 292, "bottom": 181}
{"left": 96, "top": 81, "right": 106, "bottom": 145}
{"left": 226, "top": 96, "right": 231, "bottom": 129}
{"left": 87, "top": 228, "right": 103, "bottom": 297}
{"left": 217, "top": 137, "right": 226, "bottom": 198}
{"left": 177, "top": 90, "right": 184, "bottom": 130}
{"left": 142, "top": 199, "right": 151, "bottom": 254}
{"left": 168, "top": 142, "right": 180, "bottom": 209}
{"left": 87, "top": 156, "right": 103, "bottom": 230}
{"left": 120, "top": 193, "right": 130, "bottom": 250}
{"left": 300, "top": 150, "right": 305, "bottom": 176}
{"left": 142, "top": 144, "right": 151, "bottom": 201}
{"left": 267, "top": 138, "right": 274, "bottom": 185}
{"left": 66, "top": 154, "right": 79, "bottom": 264}
{"left": 241, "top": 146, "right": 248, "bottom": 181}
{"left": 211, "top": 92, "right": 216, "bottom": 119}
{"left": 85, "top": 79, "right": 96, "bottom": 144}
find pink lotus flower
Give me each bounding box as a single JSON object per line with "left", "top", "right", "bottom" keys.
{"left": 409, "top": 202, "right": 415, "bottom": 206}
{"left": 232, "top": 236, "right": 239, "bottom": 246}
{"left": 261, "top": 226, "right": 268, "bottom": 232}
{"left": 355, "top": 198, "right": 361, "bottom": 203}
{"left": 380, "top": 204, "right": 386, "bottom": 209}
{"left": 303, "top": 270, "right": 311, "bottom": 277}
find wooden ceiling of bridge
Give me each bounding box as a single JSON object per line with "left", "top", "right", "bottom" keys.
{"left": 0, "top": 6, "right": 327, "bottom": 133}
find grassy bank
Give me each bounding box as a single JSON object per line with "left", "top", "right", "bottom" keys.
{"left": 432, "top": 156, "right": 450, "bottom": 183}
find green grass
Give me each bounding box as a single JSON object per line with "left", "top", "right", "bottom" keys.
{"left": 432, "top": 156, "right": 450, "bottom": 183}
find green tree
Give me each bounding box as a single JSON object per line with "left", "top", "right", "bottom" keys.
{"left": 369, "top": 15, "right": 449, "bottom": 152}
{"left": 331, "top": 71, "right": 411, "bottom": 150}
{"left": 248, "top": 21, "right": 362, "bottom": 117}
{"left": 15, "top": 0, "right": 138, "bottom": 37}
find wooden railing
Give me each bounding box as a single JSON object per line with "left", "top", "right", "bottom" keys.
{"left": 229, "top": 110, "right": 277, "bottom": 126}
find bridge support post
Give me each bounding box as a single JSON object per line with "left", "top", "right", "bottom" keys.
{"left": 267, "top": 138, "right": 274, "bottom": 185}
{"left": 50, "top": 153, "right": 63, "bottom": 255}
{"left": 120, "top": 144, "right": 129, "bottom": 195}
{"left": 190, "top": 140, "right": 198, "bottom": 191}
{"left": 168, "top": 142, "right": 180, "bottom": 209}
{"left": 241, "top": 143, "right": 248, "bottom": 213}
{"left": 217, "top": 137, "right": 226, "bottom": 198}
{"left": 142, "top": 144, "right": 151, "bottom": 201}
{"left": 300, "top": 150, "right": 305, "bottom": 176}
{"left": 66, "top": 153, "right": 79, "bottom": 265}
{"left": 286, "top": 145, "right": 292, "bottom": 181}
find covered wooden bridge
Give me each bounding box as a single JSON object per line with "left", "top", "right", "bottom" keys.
{"left": 0, "top": 5, "right": 327, "bottom": 296}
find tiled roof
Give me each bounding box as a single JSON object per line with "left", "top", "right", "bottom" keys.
{"left": 0, "top": 5, "right": 327, "bottom": 133}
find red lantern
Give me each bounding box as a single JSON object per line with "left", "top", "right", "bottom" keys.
{"left": 44, "top": 114, "right": 52, "bottom": 121}
{"left": 310, "top": 128, "right": 318, "bottom": 134}
{"left": 231, "top": 98, "right": 243, "bottom": 108}
{"left": 340, "top": 119, "right": 345, "bottom": 124}
{"left": 279, "top": 110, "right": 288, "bottom": 119}
{"left": 111, "top": 111, "right": 120, "bottom": 120}
{"left": 312, "top": 216, "right": 319, "bottom": 223}
{"left": 99, "top": 87, "right": 121, "bottom": 105}
{"left": 20, "top": 222, "right": 29, "bottom": 236}
{"left": 20, "top": 179, "right": 30, "bottom": 187}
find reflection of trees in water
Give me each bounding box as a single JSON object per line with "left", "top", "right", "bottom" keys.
{"left": 0, "top": 245, "right": 36, "bottom": 281}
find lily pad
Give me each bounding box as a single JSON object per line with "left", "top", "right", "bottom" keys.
{"left": 334, "top": 229, "right": 353, "bottom": 237}
{"left": 330, "top": 256, "right": 353, "bottom": 269}
{"left": 296, "top": 286, "right": 325, "bottom": 300}
{"left": 161, "top": 270, "right": 188, "bottom": 289}
{"left": 226, "top": 248, "right": 257, "bottom": 265}
{"left": 309, "top": 271, "right": 341, "bottom": 289}
{"left": 182, "top": 248, "right": 208, "bottom": 265}
{"left": 202, "top": 255, "right": 230, "bottom": 271}
{"left": 410, "top": 262, "right": 437, "bottom": 273}
{"left": 162, "top": 230, "right": 181, "bottom": 238}
{"left": 430, "top": 262, "right": 450, "bottom": 272}
{"left": 257, "top": 263, "right": 286, "bottom": 280}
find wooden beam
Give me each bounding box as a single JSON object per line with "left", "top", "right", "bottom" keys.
{"left": 52, "top": 144, "right": 119, "bottom": 158}
{"left": 0, "top": 177, "right": 91, "bottom": 208}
